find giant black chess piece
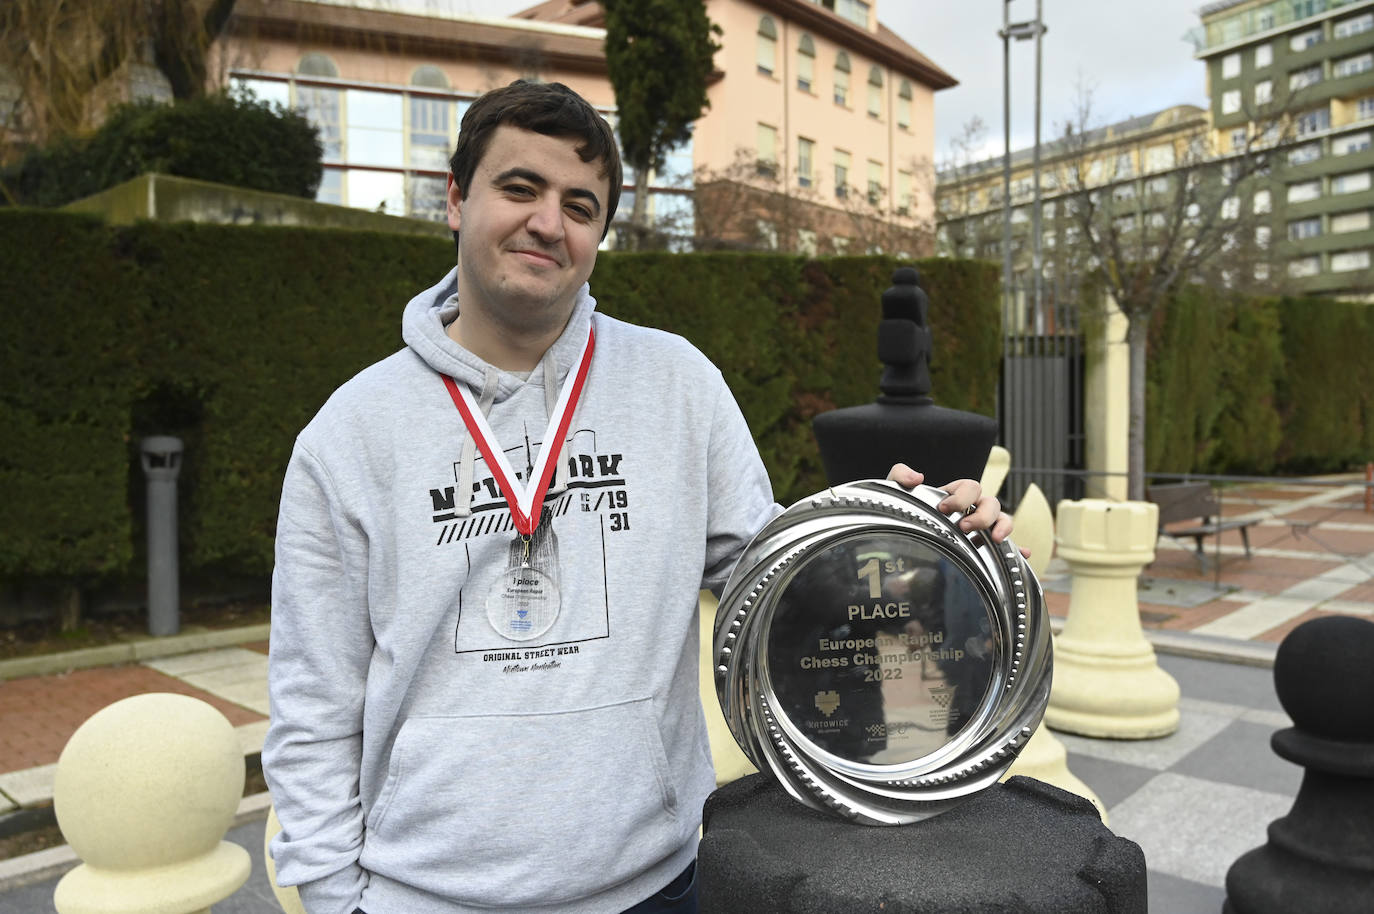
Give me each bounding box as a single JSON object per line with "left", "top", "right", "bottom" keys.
{"left": 812, "top": 267, "right": 998, "bottom": 486}
{"left": 1223, "top": 615, "right": 1374, "bottom": 913}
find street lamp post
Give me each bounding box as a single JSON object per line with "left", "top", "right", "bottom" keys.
{"left": 999, "top": 3, "right": 1047, "bottom": 329}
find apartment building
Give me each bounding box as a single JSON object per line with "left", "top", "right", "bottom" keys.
{"left": 935, "top": 0, "right": 1374, "bottom": 302}
{"left": 215, "top": 0, "right": 658, "bottom": 232}
{"left": 517, "top": 0, "right": 955, "bottom": 254}
{"left": 1199, "top": 0, "right": 1374, "bottom": 295}
{"left": 197, "top": 0, "right": 954, "bottom": 253}
{"left": 935, "top": 105, "right": 1216, "bottom": 296}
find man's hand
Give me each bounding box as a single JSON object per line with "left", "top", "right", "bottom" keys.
{"left": 885, "top": 463, "right": 1026, "bottom": 556}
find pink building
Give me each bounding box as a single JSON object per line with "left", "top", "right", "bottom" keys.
{"left": 214, "top": 0, "right": 954, "bottom": 253}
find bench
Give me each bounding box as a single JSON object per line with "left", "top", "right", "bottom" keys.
{"left": 1145, "top": 482, "right": 1258, "bottom": 571}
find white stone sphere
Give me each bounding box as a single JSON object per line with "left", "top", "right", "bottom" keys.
{"left": 53, "top": 692, "right": 250, "bottom": 914}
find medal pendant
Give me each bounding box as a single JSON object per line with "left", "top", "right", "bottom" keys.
{"left": 487, "top": 563, "right": 561, "bottom": 642}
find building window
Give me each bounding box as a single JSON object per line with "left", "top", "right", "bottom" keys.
{"left": 1290, "top": 28, "right": 1322, "bottom": 52}
{"left": 1359, "top": 96, "right": 1374, "bottom": 120}
{"left": 1231, "top": 128, "right": 1248, "bottom": 150}
{"left": 1144, "top": 143, "right": 1175, "bottom": 172}
{"left": 756, "top": 219, "right": 779, "bottom": 250}
{"left": 1335, "top": 12, "right": 1374, "bottom": 39}
{"left": 1254, "top": 43, "right": 1272, "bottom": 68}
{"left": 1289, "top": 65, "right": 1323, "bottom": 91}
{"left": 1332, "top": 210, "right": 1371, "bottom": 233}
{"left": 1254, "top": 188, "right": 1272, "bottom": 213}
{"left": 316, "top": 167, "right": 343, "bottom": 206}
{"left": 409, "top": 96, "right": 451, "bottom": 170}
{"left": 1288, "top": 180, "right": 1321, "bottom": 202}
{"left": 1289, "top": 142, "right": 1321, "bottom": 164}
{"left": 1295, "top": 106, "right": 1331, "bottom": 136}
{"left": 232, "top": 76, "right": 289, "bottom": 108}
{"left": 797, "top": 228, "right": 818, "bottom": 256}
{"left": 1255, "top": 79, "right": 1273, "bottom": 105}
{"left": 834, "top": 148, "right": 850, "bottom": 198}
{"left": 408, "top": 174, "right": 447, "bottom": 221}
{"left": 897, "top": 169, "right": 913, "bottom": 215}
{"left": 1222, "top": 53, "right": 1241, "bottom": 79}
{"left": 797, "top": 34, "right": 815, "bottom": 91}
{"left": 1334, "top": 131, "right": 1372, "bottom": 155}
{"left": 1333, "top": 171, "right": 1371, "bottom": 194}
{"left": 757, "top": 17, "right": 777, "bottom": 76}
{"left": 897, "top": 80, "right": 912, "bottom": 129}
{"left": 1221, "top": 89, "right": 1242, "bottom": 114}
{"left": 296, "top": 86, "right": 343, "bottom": 160}
{"left": 1221, "top": 196, "right": 1240, "bottom": 219}
{"left": 346, "top": 89, "right": 404, "bottom": 168}
{"left": 1331, "top": 250, "right": 1371, "bottom": 272}
{"left": 1288, "top": 255, "right": 1321, "bottom": 277}
{"left": 756, "top": 123, "right": 778, "bottom": 176}
{"left": 1288, "top": 217, "right": 1322, "bottom": 240}
{"left": 1335, "top": 53, "right": 1374, "bottom": 79}
{"left": 347, "top": 169, "right": 405, "bottom": 214}
{"left": 867, "top": 159, "right": 883, "bottom": 206}
{"left": 867, "top": 67, "right": 883, "bottom": 119}
{"left": 1115, "top": 151, "right": 1135, "bottom": 178}
{"left": 410, "top": 65, "right": 449, "bottom": 89}
{"left": 297, "top": 52, "right": 339, "bottom": 78}
{"left": 834, "top": 52, "right": 850, "bottom": 106}
{"left": 1256, "top": 225, "right": 1271, "bottom": 248}
{"left": 798, "top": 136, "right": 814, "bottom": 187}
{"left": 836, "top": 0, "right": 869, "bottom": 28}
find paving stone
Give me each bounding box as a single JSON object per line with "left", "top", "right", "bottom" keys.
{"left": 1107, "top": 772, "right": 1292, "bottom": 888}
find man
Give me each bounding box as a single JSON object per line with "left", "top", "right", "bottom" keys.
{"left": 264, "top": 80, "right": 1008, "bottom": 914}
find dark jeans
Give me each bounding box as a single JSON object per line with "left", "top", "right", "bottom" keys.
{"left": 351, "top": 861, "right": 698, "bottom": 914}
{"left": 622, "top": 860, "right": 698, "bottom": 914}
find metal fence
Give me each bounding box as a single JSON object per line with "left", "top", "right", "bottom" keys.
{"left": 998, "top": 278, "right": 1086, "bottom": 508}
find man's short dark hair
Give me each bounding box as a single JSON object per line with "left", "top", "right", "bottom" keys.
{"left": 449, "top": 80, "right": 623, "bottom": 241}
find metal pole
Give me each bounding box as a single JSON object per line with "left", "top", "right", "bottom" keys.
{"left": 141, "top": 436, "right": 184, "bottom": 637}
{"left": 1002, "top": 0, "right": 1013, "bottom": 323}
{"left": 1031, "top": 0, "right": 1044, "bottom": 334}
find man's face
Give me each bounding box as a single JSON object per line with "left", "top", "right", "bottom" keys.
{"left": 447, "top": 126, "right": 609, "bottom": 337}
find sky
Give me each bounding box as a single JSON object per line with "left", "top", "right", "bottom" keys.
{"left": 443, "top": 0, "right": 1212, "bottom": 166}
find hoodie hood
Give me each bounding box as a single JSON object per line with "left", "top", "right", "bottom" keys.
{"left": 401, "top": 266, "right": 599, "bottom": 401}
{"left": 400, "top": 267, "right": 598, "bottom": 517}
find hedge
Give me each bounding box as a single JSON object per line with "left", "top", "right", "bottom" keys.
{"left": 1146, "top": 286, "right": 1370, "bottom": 477}
{"left": 3, "top": 93, "right": 322, "bottom": 208}
{"left": 0, "top": 212, "right": 999, "bottom": 587}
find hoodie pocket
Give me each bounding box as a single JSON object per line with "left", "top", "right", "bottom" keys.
{"left": 362, "top": 697, "right": 685, "bottom": 908}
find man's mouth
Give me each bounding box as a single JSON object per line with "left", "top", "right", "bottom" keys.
{"left": 510, "top": 248, "right": 560, "bottom": 266}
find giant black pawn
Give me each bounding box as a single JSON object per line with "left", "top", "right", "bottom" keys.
{"left": 1223, "top": 615, "right": 1374, "bottom": 913}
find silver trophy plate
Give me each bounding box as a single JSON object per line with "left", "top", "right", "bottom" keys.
{"left": 714, "top": 480, "right": 1052, "bottom": 825}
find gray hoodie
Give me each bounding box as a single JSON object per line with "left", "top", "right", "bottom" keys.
{"left": 264, "top": 268, "right": 778, "bottom": 914}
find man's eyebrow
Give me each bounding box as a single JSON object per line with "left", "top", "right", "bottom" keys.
{"left": 493, "top": 167, "right": 602, "bottom": 218}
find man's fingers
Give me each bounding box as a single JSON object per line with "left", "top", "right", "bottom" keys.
{"left": 886, "top": 463, "right": 925, "bottom": 489}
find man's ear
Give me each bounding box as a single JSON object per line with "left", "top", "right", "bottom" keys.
{"left": 446, "top": 174, "right": 463, "bottom": 233}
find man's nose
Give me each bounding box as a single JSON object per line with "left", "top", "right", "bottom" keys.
{"left": 526, "top": 194, "right": 565, "bottom": 242}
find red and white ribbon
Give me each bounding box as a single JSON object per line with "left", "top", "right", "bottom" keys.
{"left": 442, "top": 327, "right": 595, "bottom": 536}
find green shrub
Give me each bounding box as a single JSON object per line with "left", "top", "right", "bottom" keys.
{"left": 0, "top": 215, "right": 1001, "bottom": 586}
{"left": 3, "top": 92, "right": 322, "bottom": 207}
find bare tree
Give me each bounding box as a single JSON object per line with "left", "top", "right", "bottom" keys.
{"left": 1054, "top": 90, "right": 1295, "bottom": 499}
{"left": 935, "top": 116, "right": 1003, "bottom": 259}
{"left": 0, "top": 0, "right": 237, "bottom": 156}
{"left": 688, "top": 146, "right": 928, "bottom": 256}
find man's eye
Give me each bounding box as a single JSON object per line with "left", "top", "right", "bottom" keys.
{"left": 567, "top": 204, "right": 592, "bottom": 219}
{"left": 505, "top": 185, "right": 534, "bottom": 196}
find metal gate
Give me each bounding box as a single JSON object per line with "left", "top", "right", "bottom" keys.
{"left": 997, "top": 279, "right": 1085, "bottom": 510}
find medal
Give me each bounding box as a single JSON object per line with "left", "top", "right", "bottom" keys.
{"left": 442, "top": 329, "right": 594, "bottom": 640}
